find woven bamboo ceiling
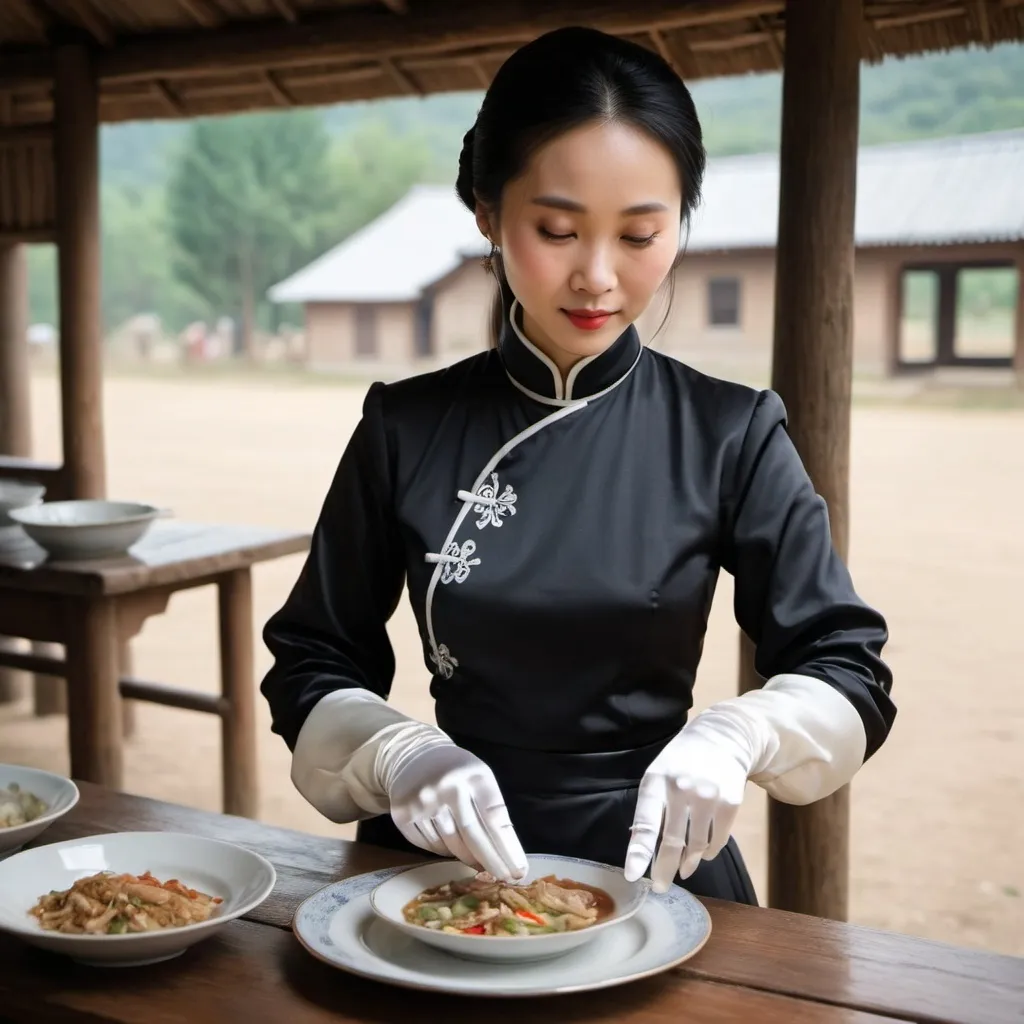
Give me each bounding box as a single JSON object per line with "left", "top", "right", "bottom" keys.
{"left": 0, "top": 0, "right": 1022, "bottom": 127}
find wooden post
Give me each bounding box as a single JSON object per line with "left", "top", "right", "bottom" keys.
{"left": 760, "top": 0, "right": 862, "bottom": 922}
{"left": 53, "top": 42, "right": 106, "bottom": 501}
{"left": 0, "top": 243, "right": 32, "bottom": 704}
{"left": 1014, "top": 249, "right": 1024, "bottom": 388}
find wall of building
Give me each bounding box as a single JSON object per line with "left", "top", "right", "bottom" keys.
{"left": 299, "top": 242, "right": 1021, "bottom": 380}
{"left": 305, "top": 301, "right": 416, "bottom": 372}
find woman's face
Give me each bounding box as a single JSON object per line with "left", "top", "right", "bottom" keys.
{"left": 481, "top": 120, "right": 682, "bottom": 375}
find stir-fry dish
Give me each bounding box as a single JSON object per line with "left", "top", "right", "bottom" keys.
{"left": 401, "top": 870, "right": 615, "bottom": 936}
{"left": 29, "top": 871, "right": 223, "bottom": 935}
{"left": 0, "top": 783, "right": 48, "bottom": 829}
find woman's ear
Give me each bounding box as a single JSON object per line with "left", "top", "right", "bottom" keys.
{"left": 474, "top": 203, "right": 495, "bottom": 245}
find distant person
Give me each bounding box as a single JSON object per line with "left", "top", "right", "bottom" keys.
{"left": 260, "top": 26, "right": 896, "bottom": 905}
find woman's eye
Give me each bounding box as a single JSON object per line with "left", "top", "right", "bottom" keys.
{"left": 623, "top": 233, "right": 659, "bottom": 247}
{"left": 539, "top": 226, "right": 575, "bottom": 241}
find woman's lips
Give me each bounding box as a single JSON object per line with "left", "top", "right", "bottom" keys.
{"left": 562, "top": 309, "right": 614, "bottom": 331}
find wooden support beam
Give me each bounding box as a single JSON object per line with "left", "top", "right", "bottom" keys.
{"left": 10, "top": 0, "right": 52, "bottom": 41}
{"left": 263, "top": 71, "right": 294, "bottom": 106}
{"left": 1013, "top": 249, "right": 1024, "bottom": 387}
{"left": 766, "top": 0, "right": 862, "bottom": 922}
{"left": 54, "top": 44, "right": 106, "bottom": 501}
{"left": 0, "top": 243, "right": 33, "bottom": 705}
{"left": 87, "top": 0, "right": 784, "bottom": 85}
{"left": 152, "top": 79, "right": 186, "bottom": 116}
{"left": 975, "top": 0, "right": 992, "bottom": 44}
{"left": 381, "top": 56, "right": 420, "bottom": 95}
{"left": 757, "top": 15, "right": 785, "bottom": 67}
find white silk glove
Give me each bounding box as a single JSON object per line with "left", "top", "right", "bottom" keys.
{"left": 623, "top": 674, "right": 869, "bottom": 893}
{"left": 291, "top": 688, "right": 528, "bottom": 881}
{"left": 380, "top": 734, "right": 529, "bottom": 882}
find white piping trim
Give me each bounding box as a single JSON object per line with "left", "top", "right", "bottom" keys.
{"left": 503, "top": 298, "right": 645, "bottom": 407}
{"left": 423, "top": 401, "right": 587, "bottom": 662}
{"left": 564, "top": 352, "right": 600, "bottom": 400}
{"left": 509, "top": 300, "right": 564, "bottom": 400}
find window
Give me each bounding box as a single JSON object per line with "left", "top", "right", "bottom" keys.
{"left": 707, "top": 277, "right": 741, "bottom": 327}
{"left": 354, "top": 305, "right": 377, "bottom": 357}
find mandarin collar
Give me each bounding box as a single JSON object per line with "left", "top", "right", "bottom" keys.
{"left": 498, "top": 300, "right": 643, "bottom": 404}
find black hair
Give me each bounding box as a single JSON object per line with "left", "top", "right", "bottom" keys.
{"left": 455, "top": 25, "right": 706, "bottom": 346}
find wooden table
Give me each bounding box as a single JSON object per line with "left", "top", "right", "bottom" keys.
{"left": 0, "top": 521, "right": 309, "bottom": 816}
{"left": 0, "top": 783, "right": 1021, "bottom": 1023}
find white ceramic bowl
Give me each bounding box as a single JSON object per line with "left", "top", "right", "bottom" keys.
{"left": 369, "top": 854, "right": 649, "bottom": 964}
{"left": 0, "top": 480, "right": 46, "bottom": 528}
{"left": 7, "top": 499, "right": 167, "bottom": 560}
{"left": 0, "top": 831, "right": 276, "bottom": 966}
{"left": 0, "top": 765, "right": 80, "bottom": 859}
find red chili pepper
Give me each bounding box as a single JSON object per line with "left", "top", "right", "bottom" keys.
{"left": 462, "top": 925, "right": 486, "bottom": 934}
{"left": 515, "top": 910, "right": 546, "bottom": 926}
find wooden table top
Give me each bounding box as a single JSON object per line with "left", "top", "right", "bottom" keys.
{"left": 0, "top": 519, "right": 310, "bottom": 595}
{"left": 0, "top": 784, "right": 1021, "bottom": 1023}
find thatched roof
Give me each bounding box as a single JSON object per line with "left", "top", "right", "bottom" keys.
{"left": 0, "top": 0, "right": 1022, "bottom": 127}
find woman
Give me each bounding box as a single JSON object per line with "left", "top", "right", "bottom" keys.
{"left": 260, "top": 26, "right": 896, "bottom": 905}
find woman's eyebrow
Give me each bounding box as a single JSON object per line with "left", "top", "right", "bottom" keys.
{"left": 531, "top": 196, "right": 668, "bottom": 216}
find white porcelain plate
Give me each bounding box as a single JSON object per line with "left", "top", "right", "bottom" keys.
{"left": 0, "top": 831, "right": 276, "bottom": 967}
{"left": 293, "top": 862, "right": 712, "bottom": 998}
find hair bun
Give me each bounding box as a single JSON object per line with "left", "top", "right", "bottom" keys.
{"left": 455, "top": 124, "right": 477, "bottom": 210}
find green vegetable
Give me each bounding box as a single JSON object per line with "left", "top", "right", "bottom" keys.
{"left": 460, "top": 895, "right": 480, "bottom": 909}
{"left": 417, "top": 905, "right": 440, "bottom": 921}
{"left": 107, "top": 918, "right": 127, "bottom": 934}
{"left": 501, "top": 918, "right": 521, "bottom": 935}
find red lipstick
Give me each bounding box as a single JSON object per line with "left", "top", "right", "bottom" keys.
{"left": 563, "top": 308, "right": 614, "bottom": 331}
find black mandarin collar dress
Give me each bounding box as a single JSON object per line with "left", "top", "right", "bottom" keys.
{"left": 261, "top": 306, "right": 895, "bottom": 904}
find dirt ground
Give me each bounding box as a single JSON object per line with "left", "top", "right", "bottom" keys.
{"left": 1, "top": 365, "right": 1021, "bottom": 957}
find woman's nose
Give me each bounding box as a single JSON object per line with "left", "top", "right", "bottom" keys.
{"left": 570, "top": 246, "right": 617, "bottom": 295}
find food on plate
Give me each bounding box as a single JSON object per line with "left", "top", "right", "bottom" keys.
{"left": 401, "top": 870, "right": 614, "bottom": 936}
{"left": 0, "top": 782, "right": 48, "bottom": 828}
{"left": 29, "top": 871, "right": 223, "bottom": 935}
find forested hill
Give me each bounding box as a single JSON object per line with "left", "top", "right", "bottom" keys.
{"left": 101, "top": 42, "right": 1024, "bottom": 189}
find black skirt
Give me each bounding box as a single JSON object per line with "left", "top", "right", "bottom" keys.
{"left": 355, "top": 731, "right": 758, "bottom": 906}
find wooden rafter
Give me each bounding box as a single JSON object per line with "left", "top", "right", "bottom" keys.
{"left": 10, "top": 0, "right": 52, "bottom": 40}
{"left": 173, "top": 0, "right": 224, "bottom": 29}
{"left": 378, "top": 0, "right": 409, "bottom": 12}
{"left": 88, "top": 0, "right": 786, "bottom": 84}
{"left": 151, "top": 79, "right": 185, "bottom": 116}
{"left": 263, "top": 70, "right": 295, "bottom": 106}
{"left": 268, "top": 0, "right": 298, "bottom": 23}
{"left": 380, "top": 56, "right": 420, "bottom": 94}
{"left": 40, "top": 0, "right": 115, "bottom": 46}
{"left": 757, "top": 15, "right": 784, "bottom": 67}
{"left": 648, "top": 28, "right": 678, "bottom": 72}
{"left": 975, "top": 0, "right": 992, "bottom": 43}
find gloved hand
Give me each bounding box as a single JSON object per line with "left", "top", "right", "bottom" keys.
{"left": 623, "top": 674, "right": 870, "bottom": 893}
{"left": 624, "top": 716, "right": 752, "bottom": 893}
{"left": 380, "top": 735, "right": 529, "bottom": 882}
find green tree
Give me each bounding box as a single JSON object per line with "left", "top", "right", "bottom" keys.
{"left": 166, "top": 110, "right": 345, "bottom": 357}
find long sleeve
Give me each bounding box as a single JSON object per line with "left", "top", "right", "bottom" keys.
{"left": 715, "top": 388, "right": 896, "bottom": 802}
{"left": 260, "top": 380, "right": 408, "bottom": 754}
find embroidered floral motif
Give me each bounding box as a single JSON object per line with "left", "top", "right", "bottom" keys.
{"left": 430, "top": 643, "right": 459, "bottom": 679}
{"left": 471, "top": 473, "right": 518, "bottom": 530}
{"left": 440, "top": 539, "right": 481, "bottom": 585}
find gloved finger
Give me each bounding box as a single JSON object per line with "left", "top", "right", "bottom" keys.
{"left": 703, "top": 796, "right": 741, "bottom": 862}
{"left": 432, "top": 806, "right": 483, "bottom": 871}
{"left": 678, "top": 797, "right": 714, "bottom": 879}
{"left": 468, "top": 774, "right": 528, "bottom": 880}
{"left": 394, "top": 817, "right": 450, "bottom": 860}
{"left": 413, "top": 818, "right": 452, "bottom": 859}
{"left": 453, "top": 784, "right": 522, "bottom": 881}
{"left": 624, "top": 773, "right": 665, "bottom": 882}
{"left": 652, "top": 786, "right": 690, "bottom": 893}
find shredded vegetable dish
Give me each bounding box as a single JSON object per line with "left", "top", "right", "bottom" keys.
{"left": 29, "top": 871, "right": 223, "bottom": 935}
{"left": 401, "top": 870, "right": 614, "bottom": 936}
{"left": 0, "top": 783, "right": 48, "bottom": 829}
